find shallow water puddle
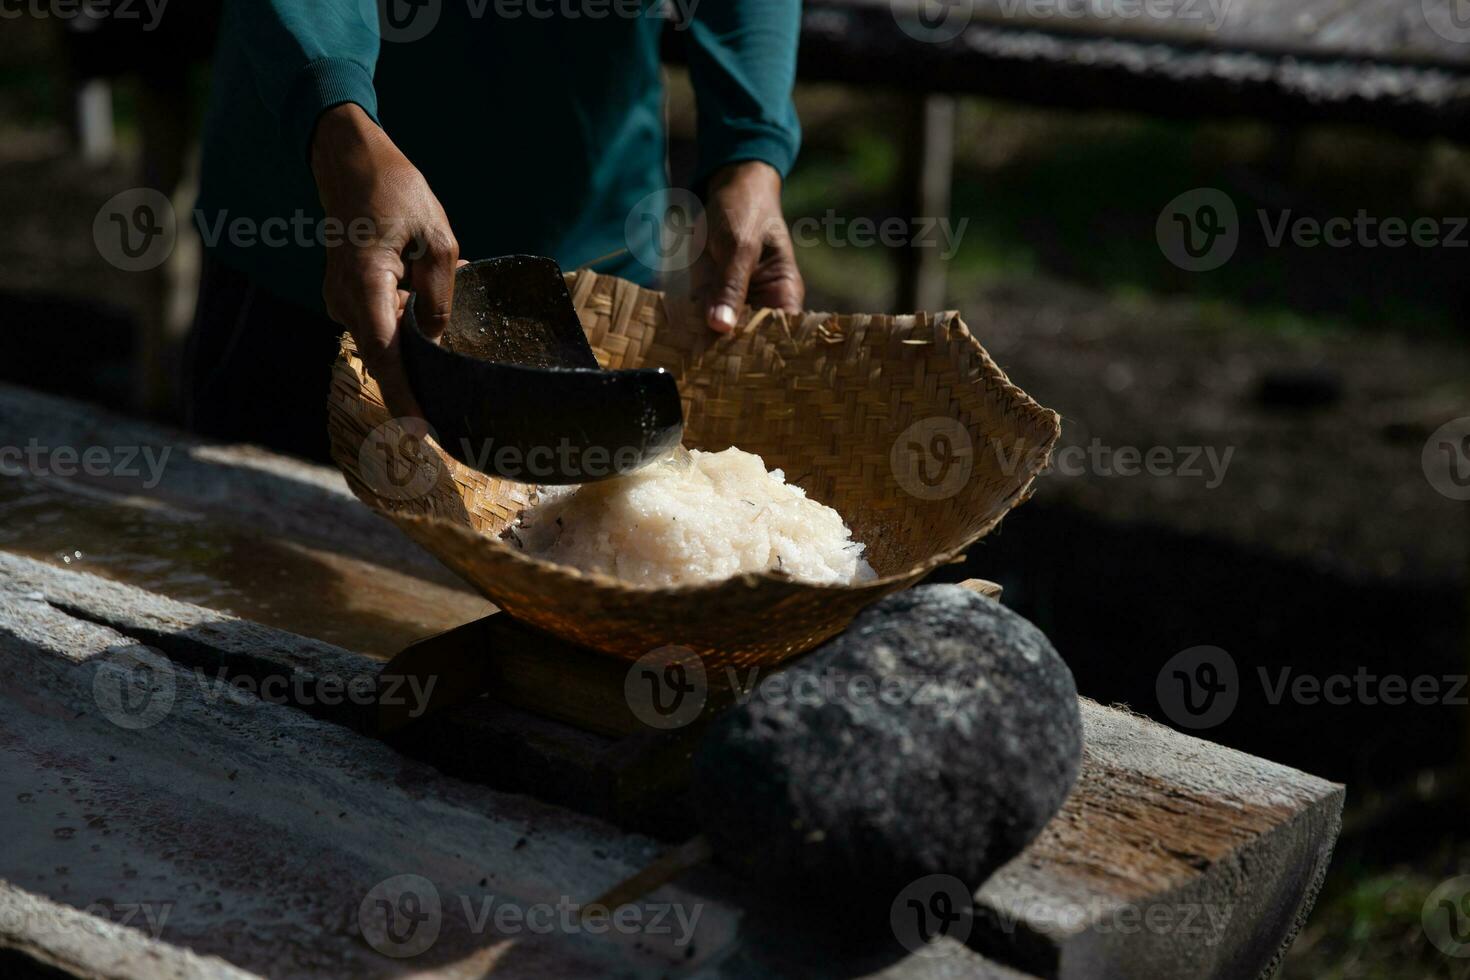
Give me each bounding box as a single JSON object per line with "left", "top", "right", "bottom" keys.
{"left": 0, "top": 472, "right": 489, "bottom": 659}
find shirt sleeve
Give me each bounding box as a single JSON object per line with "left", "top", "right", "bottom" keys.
{"left": 224, "top": 0, "right": 382, "bottom": 163}
{"left": 683, "top": 0, "right": 802, "bottom": 185}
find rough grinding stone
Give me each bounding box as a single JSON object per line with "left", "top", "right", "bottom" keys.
{"left": 692, "top": 585, "right": 1082, "bottom": 912}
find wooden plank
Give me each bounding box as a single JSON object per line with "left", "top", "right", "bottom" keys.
{"left": 792, "top": 1, "right": 1470, "bottom": 141}
{"left": 0, "top": 553, "right": 1343, "bottom": 978}
{"left": 0, "top": 391, "right": 1344, "bottom": 974}
{"left": 0, "top": 384, "right": 494, "bottom": 660}
{"left": 0, "top": 887, "right": 254, "bottom": 980}
{"left": 0, "top": 386, "right": 1002, "bottom": 738}
{"left": 0, "top": 465, "right": 489, "bottom": 660}
{"left": 0, "top": 551, "right": 656, "bottom": 822}
{"left": 0, "top": 550, "right": 377, "bottom": 723}
{"left": 0, "top": 582, "right": 732, "bottom": 978}
{"left": 0, "top": 383, "right": 454, "bottom": 585}
{"left": 973, "top": 701, "right": 1343, "bottom": 979}
{"left": 867, "top": 0, "right": 1470, "bottom": 68}
{"left": 0, "top": 575, "right": 1032, "bottom": 979}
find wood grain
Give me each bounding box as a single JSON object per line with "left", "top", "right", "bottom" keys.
{"left": 974, "top": 701, "right": 1342, "bottom": 979}
{"left": 875, "top": 0, "right": 1468, "bottom": 66}
{"left": 0, "top": 574, "right": 1031, "bottom": 979}
{"left": 0, "top": 383, "right": 456, "bottom": 584}
{"left": 0, "top": 390, "right": 1343, "bottom": 977}
{"left": 782, "top": 0, "right": 1470, "bottom": 141}
{"left": 0, "top": 583, "right": 715, "bottom": 978}
{"left": 0, "top": 552, "right": 1342, "bottom": 979}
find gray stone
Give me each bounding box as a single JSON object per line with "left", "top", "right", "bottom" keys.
{"left": 692, "top": 585, "right": 1083, "bottom": 912}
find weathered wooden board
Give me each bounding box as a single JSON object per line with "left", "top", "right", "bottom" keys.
{"left": 0, "top": 466, "right": 489, "bottom": 660}
{"left": 786, "top": 0, "right": 1470, "bottom": 140}
{"left": 0, "top": 389, "right": 1344, "bottom": 976}
{"left": 0, "top": 576, "right": 1033, "bottom": 979}
{"left": 0, "top": 887, "right": 255, "bottom": 980}
{"left": 0, "top": 550, "right": 641, "bottom": 819}
{"left": 878, "top": 0, "right": 1470, "bottom": 66}
{"left": 0, "top": 552, "right": 1342, "bottom": 979}
{"left": 0, "top": 587, "right": 701, "bottom": 978}
{"left": 974, "top": 702, "right": 1342, "bottom": 979}
{"left": 0, "top": 383, "right": 453, "bottom": 585}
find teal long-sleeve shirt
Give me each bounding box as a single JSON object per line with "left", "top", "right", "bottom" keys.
{"left": 195, "top": 0, "right": 802, "bottom": 312}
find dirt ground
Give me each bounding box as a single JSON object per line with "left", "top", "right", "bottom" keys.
{"left": 966, "top": 275, "right": 1470, "bottom": 586}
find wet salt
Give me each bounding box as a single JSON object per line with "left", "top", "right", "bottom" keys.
{"left": 508, "top": 447, "right": 876, "bottom": 587}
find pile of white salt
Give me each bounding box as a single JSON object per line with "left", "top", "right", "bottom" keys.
{"left": 507, "top": 447, "right": 876, "bottom": 587}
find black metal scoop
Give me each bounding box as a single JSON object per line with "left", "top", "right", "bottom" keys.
{"left": 400, "top": 256, "right": 684, "bottom": 484}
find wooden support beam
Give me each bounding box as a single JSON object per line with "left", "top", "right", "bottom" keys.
{"left": 896, "top": 94, "right": 956, "bottom": 314}
{"left": 72, "top": 78, "right": 115, "bottom": 165}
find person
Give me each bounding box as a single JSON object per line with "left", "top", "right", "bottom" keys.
{"left": 183, "top": 0, "right": 804, "bottom": 460}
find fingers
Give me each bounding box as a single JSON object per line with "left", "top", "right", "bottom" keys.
{"left": 361, "top": 265, "right": 426, "bottom": 422}
{"left": 705, "top": 218, "right": 760, "bottom": 334}
{"left": 700, "top": 161, "right": 803, "bottom": 333}
{"left": 326, "top": 260, "right": 425, "bottom": 423}
{"left": 310, "top": 120, "right": 449, "bottom": 430}
{"left": 704, "top": 216, "right": 806, "bottom": 332}
{"left": 409, "top": 226, "right": 459, "bottom": 343}
{"left": 746, "top": 224, "right": 805, "bottom": 314}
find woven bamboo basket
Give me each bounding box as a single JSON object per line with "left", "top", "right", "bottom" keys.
{"left": 328, "top": 270, "right": 1060, "bottom": 669}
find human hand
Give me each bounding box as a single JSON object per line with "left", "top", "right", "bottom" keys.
{"left": 697, "top": 161, "right": 804, "bottom": 333}
{"left": 310, "top": 103, "right": 459, "bottom": 421}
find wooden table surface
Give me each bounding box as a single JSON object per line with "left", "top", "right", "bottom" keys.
{"left": 0, "top": 384, "right": 1344, "bottom": 979}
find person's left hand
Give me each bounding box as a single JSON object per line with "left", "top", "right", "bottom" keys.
{"left": 697, "top": 161, "right": 804, "bottom": 333}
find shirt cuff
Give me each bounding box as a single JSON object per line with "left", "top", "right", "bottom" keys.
{"left": 283, "top": 57, "right": 381, "bottom": 164}
{"left": 695, "top": 125, "right": 801, "bottom": 188}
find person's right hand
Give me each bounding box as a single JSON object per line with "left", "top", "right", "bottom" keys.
{"left": 310, "top": 103, "right": 459, "bottom": 422}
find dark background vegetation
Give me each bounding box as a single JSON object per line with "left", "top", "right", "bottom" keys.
{"left": 2, "top": 13, "right": 1468, "bottom": 979}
